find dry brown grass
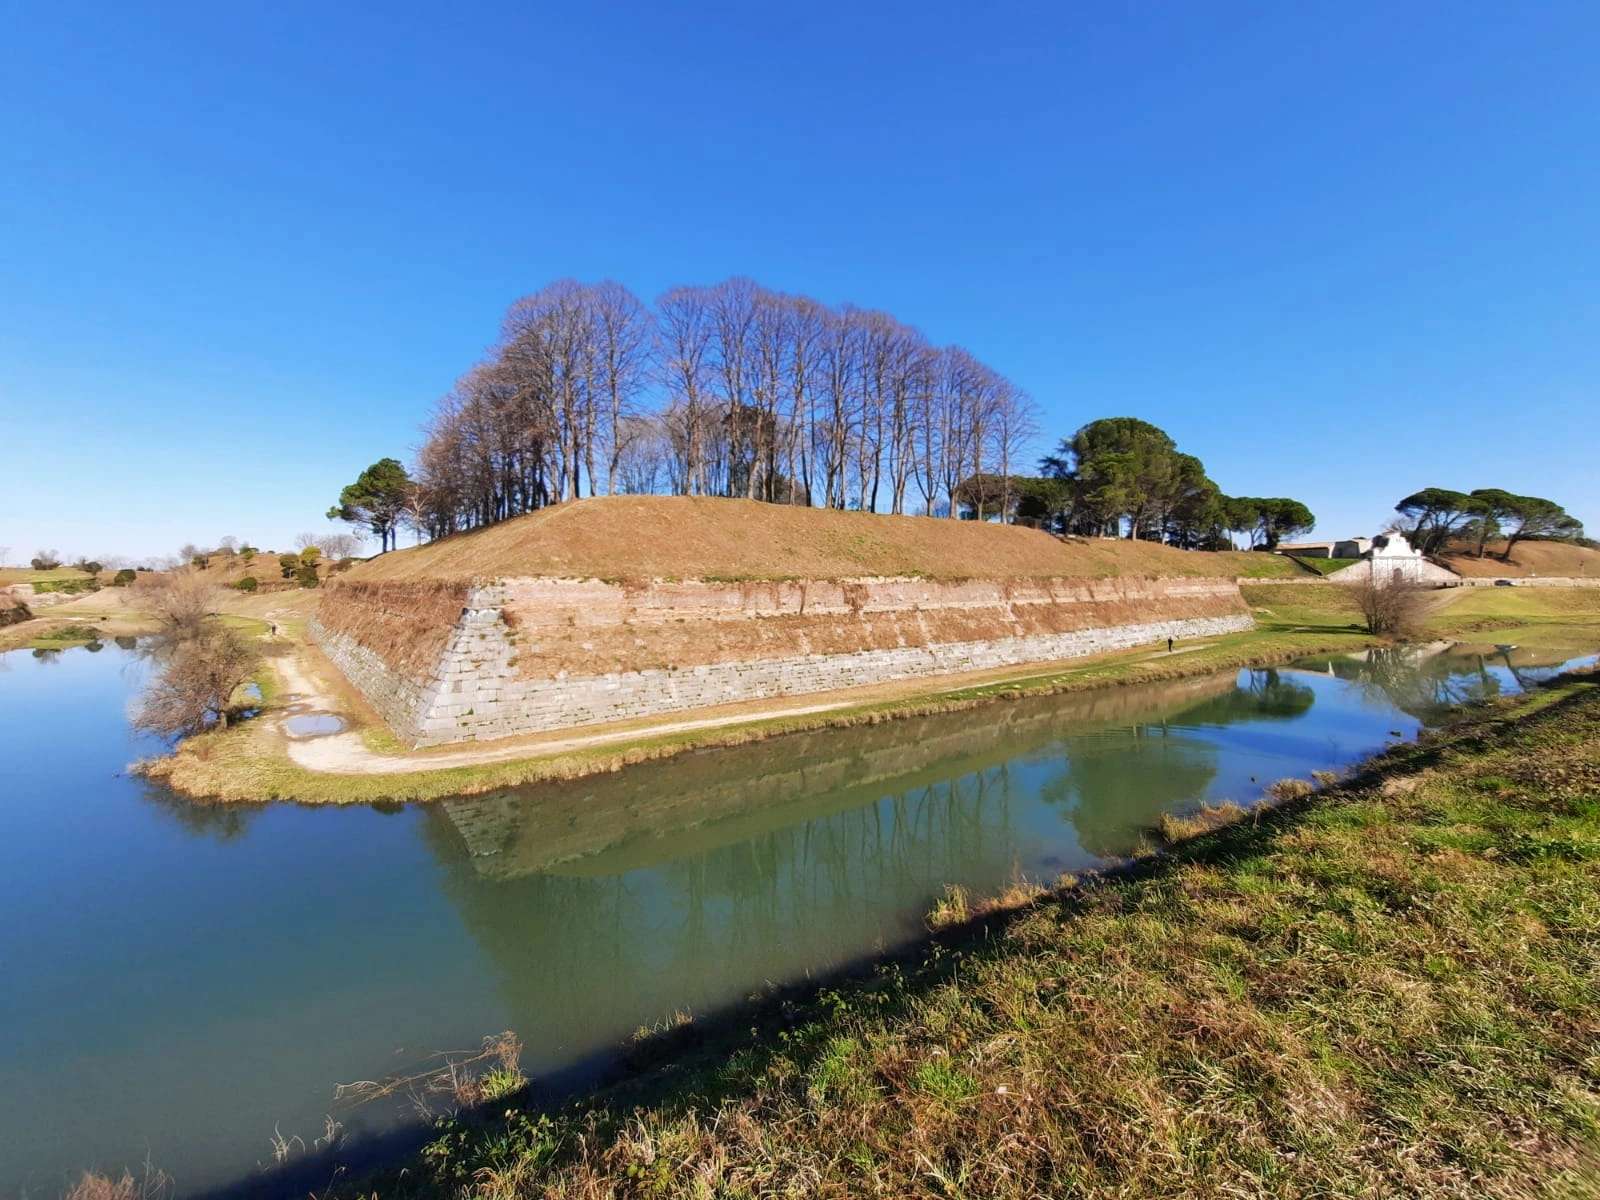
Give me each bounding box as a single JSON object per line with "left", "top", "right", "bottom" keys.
{"left": 62, "top": 1164, "right": 171, "bottom": 1200}
{"left": 345, "top": 495, "right": 1288, "bottom": 584}
{"left": 313, "top": 580, "right": 470, "bottom": 675}
{"left": 1439, "top": 539, "right": 1600, "bottom": 579}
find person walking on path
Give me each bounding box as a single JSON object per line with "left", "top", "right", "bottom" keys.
{"left": 1167, "top": 636, "right": 1174, "bottom": 653}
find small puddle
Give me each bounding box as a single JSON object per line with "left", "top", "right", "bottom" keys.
{"left": 284, "top": 714, "right": 345, "bottom": 737}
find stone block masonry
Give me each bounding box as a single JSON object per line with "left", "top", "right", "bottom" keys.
{"left": 311, "top": 575, "right": 1255, "bottom": 747}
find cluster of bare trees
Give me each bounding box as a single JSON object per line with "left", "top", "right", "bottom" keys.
{"left": 411, "top": 278, "right": 1036, "bottom": 537}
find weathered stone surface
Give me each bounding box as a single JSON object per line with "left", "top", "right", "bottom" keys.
{"left": 311, "top": 575, "right": 1255, "bottom": 747}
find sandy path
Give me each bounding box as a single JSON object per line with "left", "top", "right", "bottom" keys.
{"left": 285, "top": 699, "right": 857, "bottom": 774}
{"left": 270, "top": 636, "right": 1227, "bottom": 777}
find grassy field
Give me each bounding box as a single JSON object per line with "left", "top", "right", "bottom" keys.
{"left": 344, "top": 495, "right": 1304, "bottom": 584}
{"left": 284, "top": 668, "right": 1600, "bottom": 1200}
{"left": 1430, "top": 586, "right": 1600, "bottom": 636}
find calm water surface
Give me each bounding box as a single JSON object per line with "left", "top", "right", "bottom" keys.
{"left": 0, "top": 639, "right": 1592, "bottom": 1196}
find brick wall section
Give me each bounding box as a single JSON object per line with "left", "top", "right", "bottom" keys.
{"left": 311, "top": 576, "right": 1254, "bottom": 747}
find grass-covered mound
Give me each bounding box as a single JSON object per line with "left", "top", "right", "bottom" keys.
{"left": 329, "top": 672, "right": 1600, "bottom": 1200}
{"left": 1439, "top": 539, "right": 1600, "bottom": 579}
{"left": 346, "top": 496, "right": 1303, "bottom": 584}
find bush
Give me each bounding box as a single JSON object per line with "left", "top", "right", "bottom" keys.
{"left": 132, "top": 624, "right": 260, "bottom": 736}
{"left": 236, "top": 576, "right": 258, "bottom": 593}
{"left": 31, "top": 551, "right": 62, "bottom": 570}
{"left": 112, "top": 569, "right": 137, "bottom": 587}
{"left": 1353, "top": 576, "right": 1427, "bottom": 636}
{"left": 240, "top": 546, "right": 256, "bottom": 565}
{"left": 278, "top": 554, "right": 299, "bottom": 580}
{"left": 296, "top": 563, "right": 320, "bottom": 589}
{"left": 74, "top": 559, "right": 103, "bottom": 576}
{"left": 33, "top": 578, "right": 98, "bottom": 595}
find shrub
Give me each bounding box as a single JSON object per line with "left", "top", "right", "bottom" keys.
{"left": 132, "top": 624, "right": 260, "bottom": 736}
{"left": 74, "top": 558, "right": 103, "bottom": 576}
{"left": 278, "top": 554, "right": 299, "bottom": 580}
{"left": 191, "top": 554, "right": 210, "bottom": 570}
{"left": 1353, "top": 576, "right": 1427, "bottom": 636}
{"left": 299, "top": 545, "right": 322, "bottom": 565}
{"left": 113, "top": 569, "right": 137, "bottom": 587}
{"left": 33, "top": 578, "right": 97, "bottom": 595}
{"left": 239, "top": 546, "right": 256, "bottom": 565}
{"left": 31, "top": 550, "right": 62, "bottom": 570}
{"left": 296, "top": 562, "right": 320, "bottom": 589}
{"left": 236, "top": 576, "right": 258, "bottom": 593}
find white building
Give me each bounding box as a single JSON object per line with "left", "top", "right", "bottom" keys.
{"left": 1328, "top": 530, "right": 1460, "bottom": 586}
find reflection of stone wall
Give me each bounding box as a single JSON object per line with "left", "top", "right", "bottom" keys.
{"left": 312, "top": 575, "right": 1253, "bottom": 746}
{"left": 435, "top": 670, "right": 1242, "bottom": 879}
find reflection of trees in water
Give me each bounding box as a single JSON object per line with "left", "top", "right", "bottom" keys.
{"left": 416, "top": 666, "right": 1343, "bottom": 1056}
{"left": 1039, "top": 728, "right": 1218, "bottom": 857}
{"left": 139, "top": 780, "right": 265, "bottom": 843}
{"left": 419, "top": 768, "right": 1021, "bottom": 1058}
{"left": 1037, "top": 670, "right": 1316, "bottom": 857}
{"left": 1179, "top": 669, "right": 1316, "bottom": 725}
{"left": 1336, "top": 647, "right": 1503, "bottom": 724}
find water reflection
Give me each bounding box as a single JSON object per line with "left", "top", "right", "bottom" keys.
{"left": 141, "top": 781, "right": 266, "bottom": 843}
{"left": 418, "top": 668, "right": 1334, "bottom": 1061}
{"left": 4, "top": 637, "right": 1592, "bottom": 1197}
{"left": 1299, "top": 642, "right": 1580, "bottom": 724}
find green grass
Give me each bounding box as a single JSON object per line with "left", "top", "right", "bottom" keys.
{"left": 1293, "top": 556, "right": 1359, "bottom": 575}
{"left": 32, "top": 578, "right": 99, "bottom": 595}
{"left": 1429, "top": 586, "right": 1600, "bottom": 635}
{"left": 1229, "top": 554, "right": 1311, "bottom": 579}
{"left": 315, "top": 672, "right": 1600, "bottom": 1199}
{"left": 1240, "top": 581, "right": 1366, "bottom": 632}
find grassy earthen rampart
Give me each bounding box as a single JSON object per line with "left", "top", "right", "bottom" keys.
{"left": 340, "top": 495, "right": 1304, "bottom": 584}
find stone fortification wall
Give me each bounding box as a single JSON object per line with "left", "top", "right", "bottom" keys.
{"left": 312, "top": 575, "right": 1253, "bottom": 747}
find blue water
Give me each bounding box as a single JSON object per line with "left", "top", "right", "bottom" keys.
{"left": 0, "top": 639, "right": 1590, "bottom": 1196}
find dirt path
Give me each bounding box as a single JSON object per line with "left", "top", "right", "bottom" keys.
{"left": 272, "top": 633, "right": 1233, "bottom": 777}
{"left": 285, "top": 699, "right": 859, "bottom": 774}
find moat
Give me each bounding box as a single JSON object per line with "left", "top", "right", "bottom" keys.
{"left": 1, "top": 639, "right": 1591, "bottom": 1196}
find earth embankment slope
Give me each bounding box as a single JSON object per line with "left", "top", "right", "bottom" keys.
{"left": 345, "top": 495, "right": 1293, "bottom": 583}
{"left": 314, "top": 498, "right": 1259, "bottom": 746}
{"left": 1436, "top": 538, "right": 1600, "bottom": 579}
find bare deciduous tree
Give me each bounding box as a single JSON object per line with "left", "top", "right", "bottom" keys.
{"left": 403, "top": 276, "right": 1037, "bottom": 533}
{"left": 1353, "top": 576, "right": 1427, "bottom": 637}
{"left": 321, "top": 532, "right": 363, "bottom": 561}
{"left": 136, "top": 569, "right": 223, "bottom": 640}
{"left": 133, "top": 624, "right": 259, "bottom": 736}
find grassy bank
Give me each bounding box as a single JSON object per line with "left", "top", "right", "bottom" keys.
{"left": 138, "top": 582, "right": 1600, "bottom": 805}
{"left": 298, "top": 667, "right": 1600, "bottom": 1200}
{"left": 142, "top": 613, "right": 1379, "bottom": 804}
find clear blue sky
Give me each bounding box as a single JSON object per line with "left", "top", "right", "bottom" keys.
{"left": 2, "top": 0, "right": 1595, "bottom": 561}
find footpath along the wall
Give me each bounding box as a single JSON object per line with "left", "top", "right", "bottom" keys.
{"left": 311, "top": 575, "right": 1255, "bottom": 747}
